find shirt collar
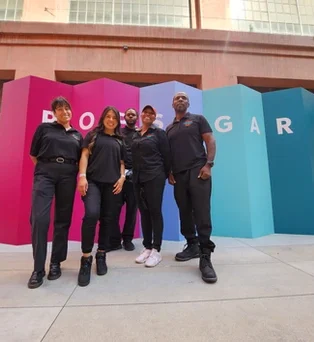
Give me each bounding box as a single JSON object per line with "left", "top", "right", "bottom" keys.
{"left": 101, "top": 132, "right": 119, "bottom": 138}
{"left": 124, "top": 125, "right": 137, "bottom": 131}
{"left": 172, "top": 112, "right": 191, "bottom": 124}
{"left": 51, "top": 121, "right": 76, "bottom": 131}
{"left": 136, "top": 124, "right": 157, "bottom": 133}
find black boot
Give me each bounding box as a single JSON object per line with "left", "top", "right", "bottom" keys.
{"left": 48, "top": 263, "right": 61, "bottom": 280}
{"left": 199, "top": 248, "right": 217, "bottom": 283}
{"left": 27, "top": 270, "right": 46, "bottom": 289}
{"left": 175, "top": 242, "right": 200, "bottom": 261}
{"left": 105, "top": 244, "right": 122, "bottom": 253}
{"left": 78, "top": 256, "right": 93, "bottom": 287}
{"left": 123, "top": 240, "right": 135, "bottom": 251}
{"left": 96, "top": 251, "right": 108, "bottom": 276}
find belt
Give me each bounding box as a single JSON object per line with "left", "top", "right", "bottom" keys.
{"left": 39, "top": 157, "right": 78, "bottom": 165}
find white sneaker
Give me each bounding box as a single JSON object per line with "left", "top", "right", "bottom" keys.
{"left": 145, "top": 249, "right": 162, "bottom": 267}
{"left": 135, "top": 249, "right": 152, "bottom": 264}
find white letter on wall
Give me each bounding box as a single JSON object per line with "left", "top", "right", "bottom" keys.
{"left": 79, "top": 112, "right": 95, "bottom": 130}
{"left": 276, "top": 118, "right": 293, "bottom": 135}
{"left": 215, "top": 116, "right": 233, "bottom": 133}
{"left": 120, "top": 112, "right": 126, "bottom": 126}
{"left": 42, "top": 110, "right": 54, "bottom": 123}
{"left": 250, "top": 117, "right": 260, "bottom": 135}
{"left": 154, "top": 113, "right": 164, "bottom": 129}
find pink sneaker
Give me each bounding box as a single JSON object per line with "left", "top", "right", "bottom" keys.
{"left": 135, "top": 249, "right": 152, "bottom": 264}
{"left": 145, "top": 249, "right": 162, "bottom": 267}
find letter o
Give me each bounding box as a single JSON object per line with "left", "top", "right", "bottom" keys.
{"left": 79, "top": 112, "right": 95, "bottom": 130}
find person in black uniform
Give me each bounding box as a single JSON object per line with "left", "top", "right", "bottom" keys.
{"left": 132, "top": 105, "right": 171, "bottom": 267}
{"left": 106, "top": 108, "right": 139, "bottom": 252}
{"left": 77, "top": 106, "right": 125, "bottom": 287}
{"left": 28, "top": 96, "right": 83, "bottom": 289}
{"left": 166, "top": 92, "right": 217, "bottom": 284}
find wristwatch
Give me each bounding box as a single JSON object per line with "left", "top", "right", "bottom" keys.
{"left": 207, "top": 160, "right": 214, "bottom": 167}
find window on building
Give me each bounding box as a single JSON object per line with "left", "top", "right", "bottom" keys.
{"left": 0, "top": 0, "right": 23, "bottom": 21}
{"left": 61, "top": 79, "right": 198, "bottom": 88}
{"left": 299, "top": 0, "right": 314, "bottom": 26}
{"left": 268, "top": 0, "right": 299, "bottom": 24}
{"left": 0, "top": 79, "right": 12, "bottom": 113}
{"left": 230, "top": 0, "right": 305, "bottom": 35}
{"left": 69, "top": 0, "right": 191, "bottom": 28}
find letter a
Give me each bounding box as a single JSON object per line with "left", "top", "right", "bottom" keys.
{"left": 250, "top": 117, "right": 260, "bottom": 135}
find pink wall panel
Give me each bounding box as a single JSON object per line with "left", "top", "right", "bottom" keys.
{"left": 70, "top": 78, "right": 140, "bottom": 241}
{"left": 0, "top": 77, "right": 31, "bottom": 244}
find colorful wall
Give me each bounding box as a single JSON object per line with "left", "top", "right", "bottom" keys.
{"left": 1, "top": 76, "right": 314, "bottom": 245}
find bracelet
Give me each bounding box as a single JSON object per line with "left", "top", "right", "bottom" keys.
{"left": 79, "top": 173, "right": 86, "bottom": 178}
{"left": 121, "top": 174, "right": 126, "bottom": 178}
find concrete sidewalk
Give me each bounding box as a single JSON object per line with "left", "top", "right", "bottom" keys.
{"left": 1, "top": 234, "right": 314, "bottom": 342}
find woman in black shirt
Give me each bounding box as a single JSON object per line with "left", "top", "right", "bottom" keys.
{"left": 77, "top": 106, "right": 125, "bottom": 287}
{"left": 132, "top": 105, "right": 171, "bottom": 267}
{"left": 28, "top": 96, "right": 83, "bottom": 289}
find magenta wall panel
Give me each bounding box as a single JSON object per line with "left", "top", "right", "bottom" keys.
{"left": 0, "top": 76, "right": 140, "bottom": 245}
{"left": 0, "top": 76, "right": 73, "bottom": 244}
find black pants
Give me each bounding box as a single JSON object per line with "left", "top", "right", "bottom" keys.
{"left": 174, "top": 166, "right": 216, "bottom": 251}
{"left": 81, "top": 180, "right": 122, "bottom": 253}
{"left": 134, "top": 172, "right": 166, "bottom": 252}
{"left": 31, "top": 162, "right": 77, "bottom": 272}
{"left": 110, "top": 179, "right": 138, "bottom": 246}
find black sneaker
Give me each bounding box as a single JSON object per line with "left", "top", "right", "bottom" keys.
{"left": 175, "top": 243, "right": 200, "bottom": 261}
{"left": 123, "top": 241, "right": 135, "bottom": 251}
{"left": 47, "top": 263, "right": 61, "bottom": 280}
{"left": 27, "top": 270, "right": 45, "bottom": 289}
{"left": 199, "top": 250, "right": 217, "bottom": 284}
{"left": 96, "top": 251, "right": 108, "bottom": 276}
{"left": 105, "top": 244, "right": 122, "bottom": 253}
{"left": 78, "top": 256, "right": 93, "bottom": 287}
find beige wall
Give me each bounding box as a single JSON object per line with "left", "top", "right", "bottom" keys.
{"left": 201, "top": 0, "right": 232, "bottom": 30}
{"left": 1, "top": 21, "right": 314, "bottom": 91}
{"left": 22, "top": 0, "right": 69, "bottom": 23}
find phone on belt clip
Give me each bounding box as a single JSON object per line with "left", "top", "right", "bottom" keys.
{"left": 125, "top": 169, "right": 133, "bottom": 180}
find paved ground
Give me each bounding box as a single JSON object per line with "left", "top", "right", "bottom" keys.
{"left": 1, "top": 234, "right": 314, "bottom": 342}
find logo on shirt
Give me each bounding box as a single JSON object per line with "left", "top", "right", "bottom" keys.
{"left": 184, "top": 120, "right": 193, "bottom": 127}
{"left": 146, "top": 134, "right": 154, "bottom": 138}
{"left": 71, "top": 133, "right": 81, "bottom": 141}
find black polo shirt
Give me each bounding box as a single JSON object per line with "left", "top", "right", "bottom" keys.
{"left": 131, "top": 125, "right": 171, "bottom": 183}
{"left": 30, "top": 122, "right": 83, "bottom": 162}
{"left": 166, "top": 113, "right": 212, "bottom": 174}
{"left": 121, "top": 126, "right": 136, "bottom": 170}
{"left": 83, "top": 131, "right": 125, "bottom": 184}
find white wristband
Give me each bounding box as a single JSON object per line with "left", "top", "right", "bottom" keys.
{"left": 79, "top": 173, "right": 86, "bottom": 178}
{"left": 121, "top": 174, "right": 126, "bottom": 178}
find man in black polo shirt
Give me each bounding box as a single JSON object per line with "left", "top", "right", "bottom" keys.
{"left": 166, "top": 92, "right": 217, "bottom": 283}
{"left": 107, "top": 108, "right": 139, "bottom": 251}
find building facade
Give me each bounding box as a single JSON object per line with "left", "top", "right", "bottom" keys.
{"left": 2, "top": 0, "right": 314, "bottom": 34}
{"left": 1, "top": 0, "right": 314, "bottom": 107}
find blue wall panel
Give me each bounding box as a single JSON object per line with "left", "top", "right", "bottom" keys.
{"left": 203, "top": 85, "right": 274, "bottom": 238}
{"left": 140, "top": 82, "right": 203, "bottom": 241}
{"left": 263, "top": 88, "right": 314, "bottom": 235}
